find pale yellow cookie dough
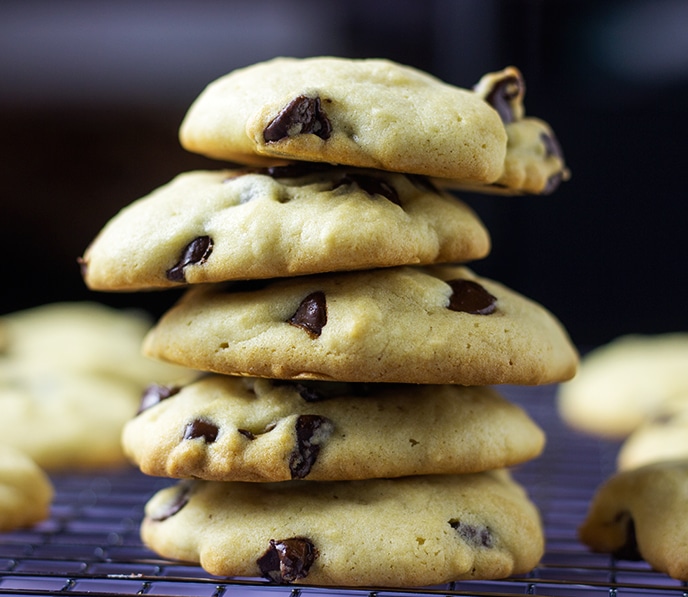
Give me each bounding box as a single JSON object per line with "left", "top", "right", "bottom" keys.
{"left": 81, "top": 167, "right": 490, "bottom": 291}
{"left": 579, "top": 460, "right": 688, "bottom": 581}
{"left": 123, "top": 375, "right": 545, "bottom": 482}
{"left": 0, "top": 444, "right": 53, "bottom": 532}
{"left": 558, "top": 333, "right": 688, "bottom": 438}
{"left": 179, "top": 56, "right": 507, "bottom": 183}
{"left": 141, "top": 471, "right": 544, "bottom": 586}
{"left": 143, "top": 265, "right": 578, "bottom": 386}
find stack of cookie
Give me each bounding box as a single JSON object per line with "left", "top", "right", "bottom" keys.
{"left": 80, "top": 57, "right": 577, "bottom": 587}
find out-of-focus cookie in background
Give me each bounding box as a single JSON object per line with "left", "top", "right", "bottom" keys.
{"left": 0, "top": 302, "right": 191, "bottom": 471}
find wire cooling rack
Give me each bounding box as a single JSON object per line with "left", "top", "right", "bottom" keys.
{"left": 1, "top": 384, "right": 687, "bottom": 597}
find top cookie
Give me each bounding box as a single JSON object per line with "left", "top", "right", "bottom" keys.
{"left": 81, "top": 166, "right": 490, "bottom": 291}
{"left": 179, "top": 56, "right": 507, "bottom": 183}
{"left": 142, "top": 265, "right": 578, "bottom": 386}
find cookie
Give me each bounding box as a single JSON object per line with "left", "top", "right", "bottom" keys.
{"left": 579, "top": 460, "right": 688, "bottom": 581}
{"left": 141, "top": 470, "right": 543, "bottom": 586}
{"left": 557, "top": 333, "right": 688, "bottom": 438}
{"left": 0, "top": 444, "right": 53, "bottom": 532}
{"left": 617, "top": 407, "right": 688, "bottom": 470}
{"left": 80, "top": 166, "right": 490, "bottom": 291}
{"left": 122, "top": 375, "right": 545, "bottom": 482}
{"left": 179, "top": 56, "right": 508, "bottom": 183}
{"left": 142, "top": 265, "right": 578, "bottom": 386}
{"left": 1, "top": 302, "right": 189, "bottom": 387}
{"left": 0, "top": 302, "right": 191, "bottom": 470}
{"left": 442, "top": 67, "right": 569, "bottom": 195}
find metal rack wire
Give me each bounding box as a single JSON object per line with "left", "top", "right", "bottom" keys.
{"left": 1, "top": 384, "right": 687, "bottom": 596}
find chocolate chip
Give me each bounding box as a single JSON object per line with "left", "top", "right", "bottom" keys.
{"left": 450, "top": 520, "right": 494, "bottom": 548}
{"left": 540, "top": 131, "right": 563, "bottom": 161}
{"left": 237, "top": 428, "right": 256, "bottom": 440}
{"left": 166, "top": 236, "right": 214, "bottom": 283}
{"left": 612, "top": 511, "right": 642, "bottom": 561}
{"left": 334, "top": 173, "right": 401, "bottom": 205}
{"left": 150, "top": 481, "right": 193, "bottom": 522}
{"left": 264, "top": 95, "right": 332, "bottom": 142}
{"left": 183, "top": 419, "right": 219, "bottom": 443}
{"left": 484, "top": 74, "right": 524, "bottom": 124}
{"left": 288, "top": 291, "right": 327, "bottom": 337}
{"left": 276, "top": 380, "right": 373, "bottom": 402}
{"left": 447, "top": 279, "right": 497, "bottom": 315}
{"left": 542, "top": 172, "right": 564, "bottom": 195}
{"left": 257, "top": 537, "right": 318, "bottom": 583}
{"left": 289, "top": 415, "right": 334, "bottom": 479}
{"left": 407, "top": 174, "right": 440, "bottom": 194}
{"left": 137, "top": 384, "right": 181, "bottom": 415}
{"left": 265, "top": 163, "right": 332, "bottom": 179}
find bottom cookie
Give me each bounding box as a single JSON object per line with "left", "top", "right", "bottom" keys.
{"left": 0, "top": 444, "right": 53, "bottom": 532}
{"left": 142, "top": 471, "right": 543, "bottom": 587}
{"left": 579, "top": 460, "right": 688, "bottom": 581}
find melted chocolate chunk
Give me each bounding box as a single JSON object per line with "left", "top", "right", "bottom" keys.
{"left": 288, "top": 291, "right": 327, "bottom": 337}
{"left": 183, "top": 419, "right": 219, "bottom": 443}
{"left": 166, "top": 236, "right": 214, "bottom": 283}
{"left": 407, "top": 174, "right": 440, "bottom": 194}
{"left": 540, "top": 131, "right": 564, "bottom": 161}
{"left": 265, "top": 163, "right": 332, "bottom": 179}
{"left": 257, "top": 537, "right": 318, "bottom": 583}
{"left": 334, "top": 173, "right": 401, "bottom": 205}
{"left": 612, "top": 511, "right": 642, "bottom": 561}
{"left": 264, "top": 95, "right": 332, "bottom": 142}
{"left": 137, "top": 384, "right": 181, "bottom": 415}
{"left": 542, "top": 172, "right": 564, "bottom": 195}
{"left": 274, "top": 380, "right": 374, "bottom": 402}
{"left": 237, "top": 428, "right": 256, "bottom": 440}
{"left": 450, "top": 520, "right": 494, "bottom": 548}
{"left": 289, "top": 415, "right": 334, "bottom": 479}
{"left": 447, "top": 279, "right": 497, "bottom": 315}
{"left": 484, "top": 75, "right": 524, "bottom": 124}
{"left": 150, "top": 481, "right": 193, "bottom": 522}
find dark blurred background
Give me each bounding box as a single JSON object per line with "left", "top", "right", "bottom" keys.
{"left": 1, "top": 0, "right": 686, "bottom": 348}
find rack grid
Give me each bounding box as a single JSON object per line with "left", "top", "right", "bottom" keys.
{"left": 1, "top": 384, "right": 686, "bottom": 596}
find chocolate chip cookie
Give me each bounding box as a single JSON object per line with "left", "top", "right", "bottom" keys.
{"left": 141, "top": 470, "right": 544, "bottom": 586}
{"left": 81, "top": 167, "right": 490, "bottom": 291}
{"left": 142, "top": 265, "right": 578, "bottom": 385}
{"left": 0, "top": 444, "right": 53, "bottom": 532}
{"left": 558, "top": 333, "right": 688, "bottom": 438}
{"left": 444, "top": 66, "right": 569, "bottom": 195}
{"left": 179, "top": 56, "right": 508, "bottom": 183}
{"left": 0, "top": 302, "right": 191, "bottom": 470}
{"left": 122, "top": 375, "right": 545, "bottom": 482}
{"left": 579, "top": 460, "right": 688, "bottom": 581}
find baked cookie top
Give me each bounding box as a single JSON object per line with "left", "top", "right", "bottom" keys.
{"left": 0, "top": 444, "right": 53, "bottom": 532}
{"left": 179, "top": 56, "right": 507, "bottom": 183}
{"left": 557, "top": 333, "right": 688, "bottom": 439}
{"left": 0, "top": 302, "right": 191, "bottom": 470}
{"left": 81, "top": 166, "right": 490, "bottom": 291}
{"left": 142, "top": 265, "right": 578, "bottom": 385}
{"left": 123, "top": 375, "right": 545, "bottom": 482}
{"left": 141, "top": 471, "right": 544, "bottom": 586}
{"left": 579, "top": 460, "right": 688, "bottom": 581}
